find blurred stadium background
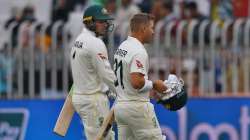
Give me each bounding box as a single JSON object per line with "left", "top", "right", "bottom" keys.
{"left": 0, "top": 0, "right": 250, "bottom": 140}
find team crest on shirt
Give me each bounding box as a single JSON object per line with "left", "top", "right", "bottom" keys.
{"left": 136, "top": 60, "right": 144, "bottom": 69}
{"left": 98, "top": 53, "right": 107, "bottom": 60}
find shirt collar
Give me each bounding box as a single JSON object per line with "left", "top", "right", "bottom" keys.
{"left": 82, "top": 27, "right": 96, "bottom": 37}
{"left": 127, "top": 36, "right": 145, "bottom": 49}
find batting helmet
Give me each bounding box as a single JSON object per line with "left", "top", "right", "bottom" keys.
{"left": 83, "top": 5, "right": 114, "bottom": 34}
{"left": 83, "top": 5, "right": 114, "bottom": 22}
{"left": 158, "top": 87, "right": 188, "bottom": 111}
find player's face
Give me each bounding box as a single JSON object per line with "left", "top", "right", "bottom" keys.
{"left": 144, "top": 20, "right": 154, "bottom": 43}
{"left": 95, "top": 20, "right": 109, "bottom": 36}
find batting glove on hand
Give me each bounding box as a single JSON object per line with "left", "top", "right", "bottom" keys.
{"left": 101, "top": 84, "right": 117, "bottom": 100}
{"left": 162, "top": 74, "right": 184, "bottom": 99}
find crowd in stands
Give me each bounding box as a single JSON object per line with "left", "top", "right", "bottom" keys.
{"left": 3, "top": 0, "right": 245, "bottom": 50}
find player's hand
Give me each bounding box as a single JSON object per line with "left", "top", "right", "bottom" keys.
{"left": 106, "top": 91, "right": 117, "bottom": 100}
{"left": 153, "top": 80, "right": 167, "bottom": 93}
{"left": 150, "top": 90, "right": 164, "bottom": 102}
{"left": 101, "top": 84, "right": 117, "bottom": 100}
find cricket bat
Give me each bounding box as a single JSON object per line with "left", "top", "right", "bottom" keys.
{"left": 95, "top": 107, "right": 115, "bottom": 140}
{"left": 53, "top": 86, "right": 75, "bottom": 137}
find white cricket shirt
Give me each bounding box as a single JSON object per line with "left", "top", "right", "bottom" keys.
{"left": 114, "top": 36, "right": 150, "bottom": 102}
{"left": 70, "top": 28, "right": 117, "bottom": 95}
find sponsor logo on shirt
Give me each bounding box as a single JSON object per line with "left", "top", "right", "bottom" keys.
{"left": 136, "top": 60, "right": 144, "bottom": 69}
{"left": 98, "top": 53, "right": 107, "bottom": 60}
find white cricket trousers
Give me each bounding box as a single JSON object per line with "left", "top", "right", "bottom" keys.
{"left": 114, "top": 101, "right": 164, "bottom": 140}
{"left": 72, "top": 92, "right": 115, "bottom": 140}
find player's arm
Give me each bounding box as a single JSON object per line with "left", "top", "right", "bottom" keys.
{"left": 130, "top": 53, "right": 168, "bottom": 94}
{"left": 130, "top": 73, "right": 167, "bottom": 94}
{"left": 91, "top": 43, "right": 117, "bottom": 94}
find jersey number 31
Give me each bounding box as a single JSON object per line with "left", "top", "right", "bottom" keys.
{"left": 114, "top": 58, "right": 124, "bottom": 89}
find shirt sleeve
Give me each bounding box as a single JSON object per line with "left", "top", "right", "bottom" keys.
{"left": 91, "top": 42, "right": 117, "bottom": 94}
{"left": 130, "top": 52, "right": 147, "bottom": 75}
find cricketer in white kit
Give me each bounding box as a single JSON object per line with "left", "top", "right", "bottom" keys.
{"left": 114, "top": 13, "right": 167, "bottom": 140}
{"left": 70, "top": 5, "right": 116, "bottom": 140}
